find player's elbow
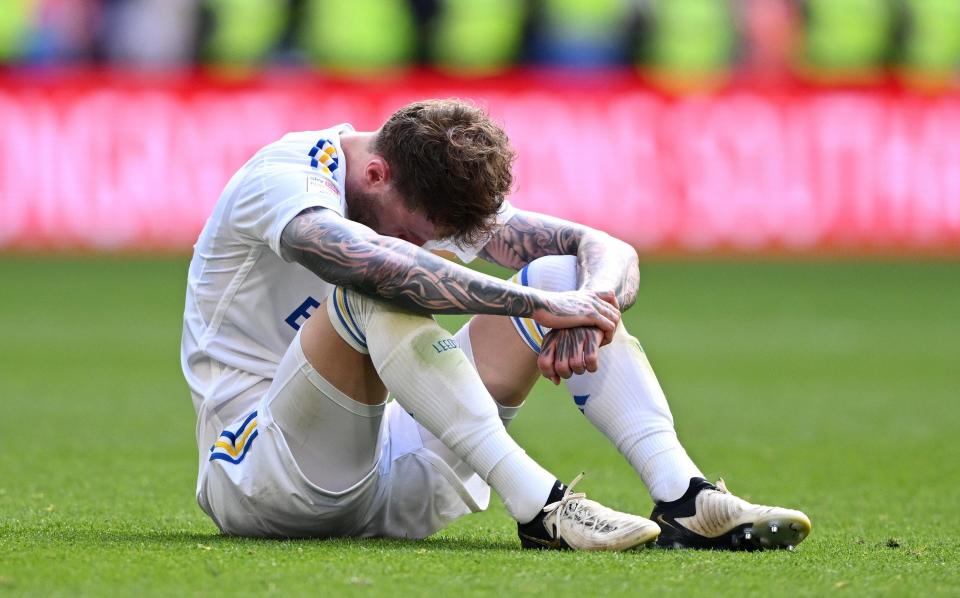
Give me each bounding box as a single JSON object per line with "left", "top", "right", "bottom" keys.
{"left": 626, "top": 252, "right": 640, "bottom": 297}
{"left": 605, "top": 233, "right": 640, "bottom": 278}
{"left": 629, "top": 254, "right": 640, "bottom": 289}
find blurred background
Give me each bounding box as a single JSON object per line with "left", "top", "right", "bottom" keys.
{"left": 3, "top": 0, "right": 960, "bottom": 82}
{"left": 2, "top": 5, "right": 959, "bottom": 593}
{"left": 1, "top": 0, "right": 959, "bottom": 255}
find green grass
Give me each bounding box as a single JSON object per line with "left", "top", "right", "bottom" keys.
{"left": 1, "top": 257, "right": 958, "bottom": 596}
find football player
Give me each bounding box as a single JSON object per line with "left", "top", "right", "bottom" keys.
{"left": 182, "top": 99, "right": 811, "bottom": 550}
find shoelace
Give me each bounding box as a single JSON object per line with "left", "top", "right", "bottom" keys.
{"left": 715, "top": 477, "right": 730, "bottom": 493}
{"left": 541, "top": 473, "right": 616, "bottom": 538}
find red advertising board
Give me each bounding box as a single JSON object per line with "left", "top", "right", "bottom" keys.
{"left": 1, "top": 70, "right": 959, "bottom": 254}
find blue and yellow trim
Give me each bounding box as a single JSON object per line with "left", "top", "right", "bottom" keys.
{"left": 332, "top": 287, "right": 367, "bottom": 350}
{"left": 510, "top": 265, "right": 546, "bottom": 354}
{"left": 209, "top": 411, "right": 259, "bottom": 464}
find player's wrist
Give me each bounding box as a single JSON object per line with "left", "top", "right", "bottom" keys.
{"left": 523, "top": 288, "right": 553, "bottom": 319}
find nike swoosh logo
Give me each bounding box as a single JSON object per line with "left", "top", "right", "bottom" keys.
{"left": 518, "top": 532, "right": 563, "bottom": 549}
{"left": 656, "top": 514, "right": 682, "bottom": 532}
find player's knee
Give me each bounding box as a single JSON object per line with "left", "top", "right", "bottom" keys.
{"left": 325, "top": 287, "right": 376, "bottom": 354}
{"left": 514, "top": 255, "right": 578, "bottom": 293}
{"left": 327, "top": 286, "right": 446, "bottom": 356}
{"left": 504, "top": 256, "right": 578, "bottom": 355}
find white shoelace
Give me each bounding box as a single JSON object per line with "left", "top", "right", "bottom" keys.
{"left": 541, "top": 472, "right": 617, "bottom": 537}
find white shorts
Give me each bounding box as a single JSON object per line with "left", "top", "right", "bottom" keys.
{"left": 195, "top": 328, "right": 490, "bottom": 539}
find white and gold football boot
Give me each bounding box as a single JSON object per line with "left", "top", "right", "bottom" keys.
{"left": 651, "top": 477, "right": 812, "bottom": 550}
{"left": 518, "top": 473, "right": 661, "bottom": 551}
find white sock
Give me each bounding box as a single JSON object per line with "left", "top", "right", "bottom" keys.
{"left": 568, "top": 332, "right": 703, "bottom": 503}
{"left": 453, "top": 320, "right": 524, "bottom": 428}
{"left": 520, "top": 256, "right": 704, "bottom": 503}
{"left": 495, "top": 403, "right": 523, "bottom": 427}
{"left": 328, "top": 288, "right": 555, "bottom": 522}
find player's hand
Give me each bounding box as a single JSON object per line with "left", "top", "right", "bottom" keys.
{"left": 537, "top": 326, "right": 605, "bottom": 384}
{"left": 590, "top": 289, "right": 620, "bottom": 345}
{"left": 532, "top": 290, "right": 620, "bottom": 338}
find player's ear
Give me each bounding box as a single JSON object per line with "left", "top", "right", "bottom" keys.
{"left": 365, "top": 157, "right": 391, "bottom": 188}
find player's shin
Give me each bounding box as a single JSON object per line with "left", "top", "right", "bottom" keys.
{"left": 516, "top": 255, "right": 704, "bottom": 503}
{"left": 452, "top": 320, "right": 524, "bottom": 428}
{"left": 327, "top": 289, "right": 555, "bottom": 524}
{"left": 564, "top": 331, "right": 703, "bottom": 503}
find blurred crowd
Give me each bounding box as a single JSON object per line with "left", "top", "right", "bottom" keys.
{"left": 1, "top": 0, "right": 959, "bottom": 88}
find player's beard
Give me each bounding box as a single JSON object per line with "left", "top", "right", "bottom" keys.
{"left": 344, "top": 187, "right": 382, "bottom": 233}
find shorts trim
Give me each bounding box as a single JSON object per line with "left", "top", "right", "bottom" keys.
{"left": 209, "top": 411, "right": 259, "bottom": 464}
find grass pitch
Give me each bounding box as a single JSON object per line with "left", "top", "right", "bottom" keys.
{"left": 1, "top": 257, "right": 958, "bottom": 596}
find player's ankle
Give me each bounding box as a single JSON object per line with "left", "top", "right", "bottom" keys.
{"left": 489, "top": 450, "right": 556, "bottom": 524}
{"left": 517, "top": 480, "right": 565, "bottom": 526}
{"left": 653, "top": 477, "right": 713, "bottom": 506}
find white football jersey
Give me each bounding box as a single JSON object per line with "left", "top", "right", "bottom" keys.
{"left": 182, "top": 125, "right": 354, "bottom": 448}
{"left": 181, "top": 124, "right": 515, "bottom": 451}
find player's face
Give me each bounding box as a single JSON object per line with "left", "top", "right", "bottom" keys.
{"left": 344, "top": 183, "right": 437, "bottom": 245}
{"left": 379, "top": 195, "right": 437, "bottom": 246}
{"left": 348, "top": 154, "right": 440, "bottom": 246}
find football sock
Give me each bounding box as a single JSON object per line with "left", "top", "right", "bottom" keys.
{"left": 566, "top": 331, "right": 704, "bottom": 503}
{"left": 452, "top": 320, "right": 524, "bottom": 428}
{"left": 519, "top": 256, "right": 704, "bottom": 503}
{"left": 327, "top": 289, "right": 555, "bottom": 523}
{"left": 494, "top": 403, "right": 523, "bottom": 427}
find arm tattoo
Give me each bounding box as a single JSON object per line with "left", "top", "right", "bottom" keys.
{"left": 280, "top": 208, "right": 547, "bottom": 317}
{"left": 478, "top": 211, "right": 581, "bottom": 269}
{"left": 577, "top": 233, "right": 640, "bottom": 310}
{"left": 479, "top": 210, "right": 640, "bottom": 310}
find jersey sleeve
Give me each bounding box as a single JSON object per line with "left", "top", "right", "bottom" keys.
{"left": 231, "top": 158, "right": 345, "bottom": 258}
{"left": 423, "top": 200, "right": 518, "bottom": 263}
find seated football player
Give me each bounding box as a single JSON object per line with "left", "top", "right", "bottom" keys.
{"left": 182, "top": 99, "right": 811, "bottom": 550}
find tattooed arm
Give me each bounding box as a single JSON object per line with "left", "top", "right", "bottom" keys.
{"left": 478, "top": 209, "right": 639, "bottom": 310}
{"left": 279, "top": 207, "right": 620, "bottom": 333}
{"left": 478, "top": 209, "right": 640, "bottom": 383}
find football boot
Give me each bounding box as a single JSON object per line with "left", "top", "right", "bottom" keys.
{"left": 518, "top": 473, "right": 661, "bottom": 551}
{"left": 651, "top": 477, "right": 811, "bottom": 550}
